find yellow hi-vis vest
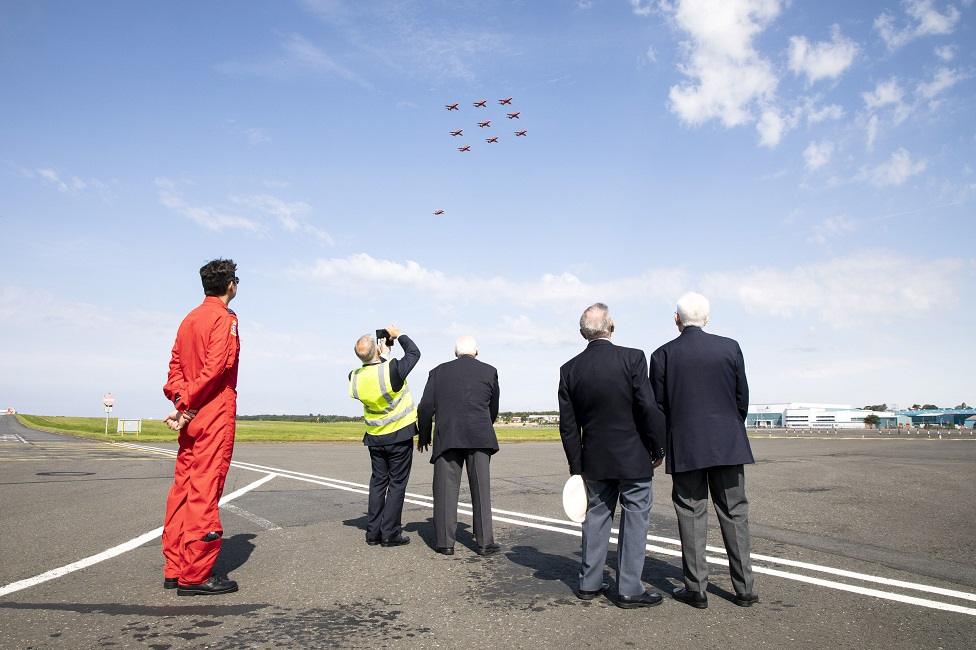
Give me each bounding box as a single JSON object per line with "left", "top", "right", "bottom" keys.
{"left": 348, "top": 361, "right": 418, "bottom": 436}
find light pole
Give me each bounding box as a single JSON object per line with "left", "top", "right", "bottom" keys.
{"left": 103, "top": 393, "right": 115, "bottom": 435}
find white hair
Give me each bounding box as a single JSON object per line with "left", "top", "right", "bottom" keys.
{"left": 676, "top": 292, "right": 710, "bottom": 327}
{"left": 579, "top": 303, "right": 613, "bottom": 340}
{"left": 455, "top": 335, "right": 478, "bottom": 357}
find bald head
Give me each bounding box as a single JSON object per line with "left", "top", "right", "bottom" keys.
{"left": 355, "top": 334, "right": 377, "bottom": 363}
{"left": 455, "top": 335, "right": 478, "bottom": 357}
{"left": 579, "top": 302, "right": 613, "bottom": 341}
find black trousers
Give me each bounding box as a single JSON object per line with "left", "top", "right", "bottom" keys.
{"left": 366, "top": 439, "right": 414, "bottom": 542}
{"left": 433, "top": 449, "right": 493, "bottom": 549}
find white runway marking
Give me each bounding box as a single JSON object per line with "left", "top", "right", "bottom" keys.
{"left": 0, "top": 472, "right": 277, "bottom": 598}
{"left": 110, "top": 441, "right": 976, "bottom": 616}
{"left": 222, "top": 503, "right": 281, "bottom": 531}
{"left": 0, "top": 433, "right": 27, "bottom": 443}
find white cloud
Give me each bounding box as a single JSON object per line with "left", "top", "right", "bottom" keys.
{"left": 807, "top": 215, "right": 854, "bottom": 244}
{"left": 665, "top": 0, "right": 781, "bottom": 130}
{"left": 788, "top": 24, "right": 859, "bottom": 85}
{"left": 24, "top": 166, "right": 112, "bottom": 199}
{"left": 155, "top": 178, "right": 263, "bottom": 233}
{"left": 756, "top": 109, "right": 787, "bottom": 148}
{"left": 291, "top": 253, "right": 688, "bottom": 308}
{"left": 934, "top": 44, "right": 957, "bottom": 60}
{"left": 916, "top": 66, "right": 964, "bottom": 102}
{"left": 702, "top": 252, "right": 967, "bottom": 327}
{"left": 803, "top": 140, "right": 834, "bottom": 171}
{"left": 232, "top": 194, "right": 333, "bottom": 244}
{"left": 861, "top": 148, "right": 927, "bottom": 186}
{"left": 630, "top": 0, "right": 659, "bottom": 16}
{"left": 245, "top": 128, "right": 271, "bottom": 145}
{"left": 806, "top": 102, "right": 844, "bottom": 124}
{"left": 215, "top": 33, "right": 373, "bottom": 89}
{"left": 875, "top": 0, "right": 961, "bottom": 50}
{"left": 866, "top": 114, "right": 880, "bottom": 150}
{"left": 862, "top": 78, "right": 905, "bottom": 109}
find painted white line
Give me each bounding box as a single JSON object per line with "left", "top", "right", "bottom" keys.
{"left": 222, "top": 503, "right": 281, "bottom": 531}
{"left": 0, "top": 472, "right": 277, "bottom": 598}
{"left": 109, "top": 441, "right": 976, "bottom": 615}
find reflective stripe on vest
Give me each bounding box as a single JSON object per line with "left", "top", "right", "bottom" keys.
{"left": 348, "top": 361, "right": 418, "bottom": 436}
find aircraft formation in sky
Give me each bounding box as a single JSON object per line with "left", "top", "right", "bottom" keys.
{"left": 435, "top": 96, "right": 526, "bottom": 215}
{"left": 445, "top": 97, "right": 526, "bottom": 153}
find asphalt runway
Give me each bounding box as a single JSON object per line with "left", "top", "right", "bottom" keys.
{"left": 1, "top": 414, "right": 974, "bottom": 649}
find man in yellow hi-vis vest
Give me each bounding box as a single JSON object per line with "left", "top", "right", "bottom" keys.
{"left": 349, "top": 324, "right": 421, "bottom": 547}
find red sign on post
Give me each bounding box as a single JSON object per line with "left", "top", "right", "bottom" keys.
{"left": 103, "top": 394, "right": 115, "bottom": 409}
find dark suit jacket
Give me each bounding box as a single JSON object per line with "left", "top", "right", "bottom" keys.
{"left": 649, "top": 326, "right": 754, "bottom": 474}
{"left": 417, "top": 356, "right": 500, "bottom": 463}
{"left": 558, "top": 339, "right": 666, "bottom": 481}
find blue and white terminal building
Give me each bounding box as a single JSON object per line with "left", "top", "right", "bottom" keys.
{"left": 746, "top": 404, "right": 976, "bottom": 429}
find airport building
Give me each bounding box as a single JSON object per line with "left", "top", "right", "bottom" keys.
{"left": 897, "top": 408, "right": 976, "bottom": 427}
{"left": 747, "top": 403, "right": 908, "bottom": 429}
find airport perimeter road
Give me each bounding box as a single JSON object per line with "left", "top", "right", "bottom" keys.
{"left": 1, "top": 414, "right": 975, "bottom": 649}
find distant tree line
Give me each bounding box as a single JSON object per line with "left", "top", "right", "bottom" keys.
{"left": 862, "top": 403, "right": 971, "bottom": 411}
{"left": 238, "top": 414, "right": 361, "bottom": 422}
{"left": 498, "top": 411, "right": 559, "bottom": 418}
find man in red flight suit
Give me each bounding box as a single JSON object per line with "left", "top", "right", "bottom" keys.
{"left": 161, "top": 258, "right": 241, "bottom": 596}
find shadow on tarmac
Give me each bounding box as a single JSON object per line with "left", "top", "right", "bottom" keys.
{"left": 213, "top": 533, "right": 258, "bottom": 577}
{"left": 0, "top": 602, "right": 269, "bottom": 616}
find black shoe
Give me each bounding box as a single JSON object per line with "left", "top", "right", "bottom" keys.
{"left": 435, "top": 546, "right": 455, "bottom": 555}
{"left": 576, "top": 581, "right": 609, "bottom": 601}
{"left": 476, "top": 543, "right": 501, "bottom": 556}
{"left": 734, "top": 592, "right": 760, "bottom": 607}
{"left": 163, "top": 577, "right": 178, "bottom": 590}
{"left": 615, "top": 591, "right": 664, "bottom": 609}
{"left": 177, "top": 575, "right": 238, "bottom": 596}
{"left": 381, "top": 536, "right": 410, "bottom": 547}
{"left": 672, "top": 587, "right": 708, "bottom": 609}
{"left": 365, "top": 537, "right": 381, "bottom": 546}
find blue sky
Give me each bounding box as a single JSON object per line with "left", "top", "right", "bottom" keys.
{"left": 1, "top": 0, "right": 973, "bottom": 417}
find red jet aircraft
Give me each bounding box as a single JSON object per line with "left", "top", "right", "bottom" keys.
{"left": 498, "top": 97, "right": 513, "bottom": 105}
{"left": 473, "top": 100, "right": 487, "bottom": 108}
{"left": 450, "top": 129, "right": 463, "bottom": 136}
{"left": 445, "top": 103, "right": 459, "bottom": 111}
{"left": 478, "top": 120, "right": 492, "bottom": 128}
{"left": 507, "top": 112, "right": 520, "bottom": 119}
{"left": 486, "top": 136, "right": 499, "bottom": 143}
{"left": 515, "top": 130, "right": 527, "bottom": 136}
{"left": 458, "top": 145, "right": 471, "bottom": 152}
{"left": 433, "top": 209, "right": 445, "bottom": 216}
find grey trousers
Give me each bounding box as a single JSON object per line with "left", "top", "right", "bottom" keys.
{"left": 433, "top": 449, "right": 494, "bottom": 549}
{"left": 672, "top": 464, "right": 754, "bottom": 596}
{"left": 580, "top": 478, "right": 652, "bottom": 597}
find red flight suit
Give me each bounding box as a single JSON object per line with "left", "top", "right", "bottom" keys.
{"left": 161, "top": 296, "right": 240, "bottom": 584}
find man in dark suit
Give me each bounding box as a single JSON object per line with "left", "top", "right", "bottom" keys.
{"left": 649, "top": 292, "right": 758, "bottom": 609}
{"left": 417, "top": 336, "right": 501, "bottom": 556}
{"left": 558, "top": 303, "right": 666, "bottom": 609}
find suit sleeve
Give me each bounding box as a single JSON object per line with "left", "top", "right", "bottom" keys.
{"left": 417, "top": 369, "right": 436, "bottom": 447}
{"left": 558, "top": 368, "right": 583, "bottom": 476}
{"left": 389, "top": 334, "right": 421, "bottom": 392}
{"left": 632, "top": 352, "right": 666, "bottom": 458}
{"left": 163, "top": 336, "right": 188, "bottom": 411}
{"left": 489, "top": 370, "right": 500, "bottom": 423}
{"left": 735, "top": 343, "right": 749, "bottom": 422}
{"left": 649, "top": 348, "right": 667, "bottom": 417}
{"left": 183, "top": 313, "right": 237, "bottom": 411}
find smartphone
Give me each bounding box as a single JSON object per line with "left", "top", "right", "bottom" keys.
{"left": 376, "top": 329, "right": 394, "bottom": 346}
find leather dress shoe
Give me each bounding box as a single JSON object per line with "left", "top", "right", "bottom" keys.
{"left": 381, "top": 536, "right": 410, "bottom": 547}
{"left": 476, "top": 543, "right": 501, "bottom": 556}
{"left": 435, "top": 546, "right": 455, "bottom": 555}
{"left": 615, "top": 591, "right": 664, "bottom": 609}
{"left": 163, "top": 577, "right": 178, "bottom": 590}
{"left": 672, "top": 587, "right": 708, "bottom": 609}
{"left": 734, "top": 592, "right": 760, "bottom": 607}
{"left": 576, "top": 581, "right": 609, "bottom": 601}
{"left": 365, "top": 537, "right": 381, "bottom": 546}
{"left": 177, "top": 575, "right": 238, "bottom": 596}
